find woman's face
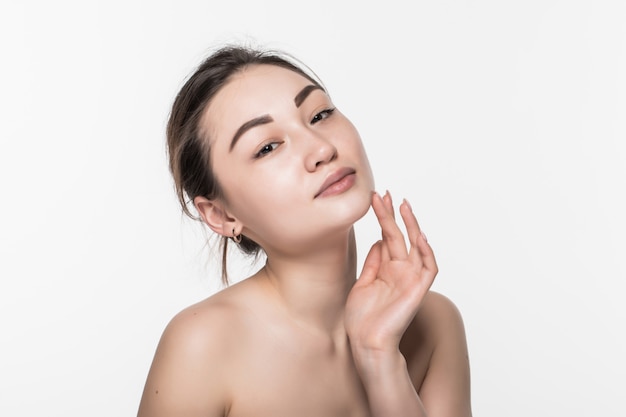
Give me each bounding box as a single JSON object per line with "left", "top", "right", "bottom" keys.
{"left": 201, "top": 64, "right": 374, "bottom": 254}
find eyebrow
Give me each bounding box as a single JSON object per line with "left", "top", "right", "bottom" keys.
{"left": 229, "top": 84, "right": 324, "bottom": 152}
{"left": 294, "top": 84, "right": 323, "bottom": 108}
{"left": 229, "top": 115, "right": 274, "bottom": 151}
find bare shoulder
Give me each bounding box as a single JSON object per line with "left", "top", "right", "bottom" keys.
{"left": 401, "top": 291, "right": 466, "bottom": 354}
{"left": 417, "top": 290, "right": 466, "bottom": 335}
{"left": 137, "top": 282, "right": 253, "bottom": 417}
{"left": 401, "top": 291, "right": 472, "bottom": 417}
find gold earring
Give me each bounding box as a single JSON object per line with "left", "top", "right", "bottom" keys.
{"left": 232, "top": 228, "right": 242, "bottom": 244}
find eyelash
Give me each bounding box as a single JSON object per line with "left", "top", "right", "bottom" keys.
{"left": 311, "top": 108, "right": 336, "bottom": 124}
{"left": 254, "top": 142, "right": 280, "bottom": 158}
{"left": 253, "top": 108, "right": 336, "bottom": 159}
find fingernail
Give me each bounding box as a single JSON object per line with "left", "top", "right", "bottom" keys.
{"left": 403, "top": 198, "right": 412, "bottom": 211}
{"left": 421, "top": 231, "right": 428, "bottom": 242}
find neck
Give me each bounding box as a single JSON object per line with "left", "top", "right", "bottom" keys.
{"left": 254, "top": 227, "right": 357, "bottom": 339}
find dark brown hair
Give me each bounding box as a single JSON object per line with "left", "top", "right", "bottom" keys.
{"left": 166, "top": 45, "right": 324, "bottom": 285}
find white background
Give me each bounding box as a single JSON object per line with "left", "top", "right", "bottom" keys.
{"left": 1, "top": 1, "right": 624, "bottom": 416}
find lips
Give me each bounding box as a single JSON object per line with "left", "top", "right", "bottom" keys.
{"left": 315, "top": 167, "right": 356, "bottom": 198}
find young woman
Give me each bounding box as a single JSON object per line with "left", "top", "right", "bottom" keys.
{"left": 138, "top": 46, "right": 472, "bottom": 417}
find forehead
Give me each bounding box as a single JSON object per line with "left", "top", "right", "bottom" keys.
{"left": 201, "top": 65, "right": 315, "bottom": 141}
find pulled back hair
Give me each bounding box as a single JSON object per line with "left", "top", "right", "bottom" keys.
{"left": 167, "top": 45, "right": 325, "bottom": 285}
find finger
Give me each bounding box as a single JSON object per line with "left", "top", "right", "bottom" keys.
{"left": 380, "top": 191, "right": 395, "bottom": 258}
{"left": 380, "top": 236, "right": 391, "bottom": 262}
{"left": 382, "top": 190, "right": 395, "bottom": 220}
{"left": 399, "top": 198, "right": 422, "bottom": 248}
{"left": 357, "top": 240, "right": 382, "bottom": 286}
{"left": 400, "top": 199, "right": 438, "bottom": 272}
{"left": 372, "top": 192, "right": 408, "bottom": 260}
{"left": 378, "top": 192, "right": 392, "bottom": 261}
{"left": 372, "top": 193, "right": 389, "bottom": 261}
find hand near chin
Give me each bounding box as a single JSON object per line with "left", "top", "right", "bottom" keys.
{"left": 345, "top": 191, "right": 437, "bottom": 363}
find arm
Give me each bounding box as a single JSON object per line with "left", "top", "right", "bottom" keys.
{"left": 352, "top": 346, "right": 428, "bottom": 416}
{"left": 417, "top": 292, "right": 472, "bottom": 417}
{"left": 137, "top": 308, "right": 229, "bottom": 417}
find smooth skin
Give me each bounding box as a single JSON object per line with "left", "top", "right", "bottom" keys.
{"left": 138, "top": 65, "right": 471, "bottom": 417}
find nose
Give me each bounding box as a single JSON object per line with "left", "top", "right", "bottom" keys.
{"left": 303, "top": 132, "right": 338, "bottom": 172}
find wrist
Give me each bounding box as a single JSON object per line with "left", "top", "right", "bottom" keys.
{"left": 351, "top": 348, "right": 426, "bottom": 416}
{"left": 351, "top": 346, "right": 407, "bottom": 383}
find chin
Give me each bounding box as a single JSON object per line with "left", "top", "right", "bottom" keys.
{"left": 331, "top": 188, "right": 373, "bottom": 227}
{"left": 354, "top": 190, "right": 373, "bottom": 220}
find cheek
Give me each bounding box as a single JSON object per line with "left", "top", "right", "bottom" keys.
{"left": 337, "top": 123, "right": 374, "bottom": 183}
{"left": 223, "top": 168, "right": 303, "bottom": 223}
{"left": 338, "top": 117, "right": 367, "bottom": 154}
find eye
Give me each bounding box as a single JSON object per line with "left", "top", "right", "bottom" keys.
{"left": 310, "top": 108, "right": 336, "bottom": 124}
{"left": 254, "top": 142, "right": 280, "bottom": 158}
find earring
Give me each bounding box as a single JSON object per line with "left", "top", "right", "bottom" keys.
{"left": 232, "top": 228, "right": 242, "bottom": 244}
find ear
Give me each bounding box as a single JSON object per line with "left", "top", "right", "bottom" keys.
{"left": 193, "top": 196, "right": 241, "bottom": 238}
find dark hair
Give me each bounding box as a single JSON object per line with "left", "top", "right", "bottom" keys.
{"left": 166, "top": 45, "right": 325, "bottom": 285}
